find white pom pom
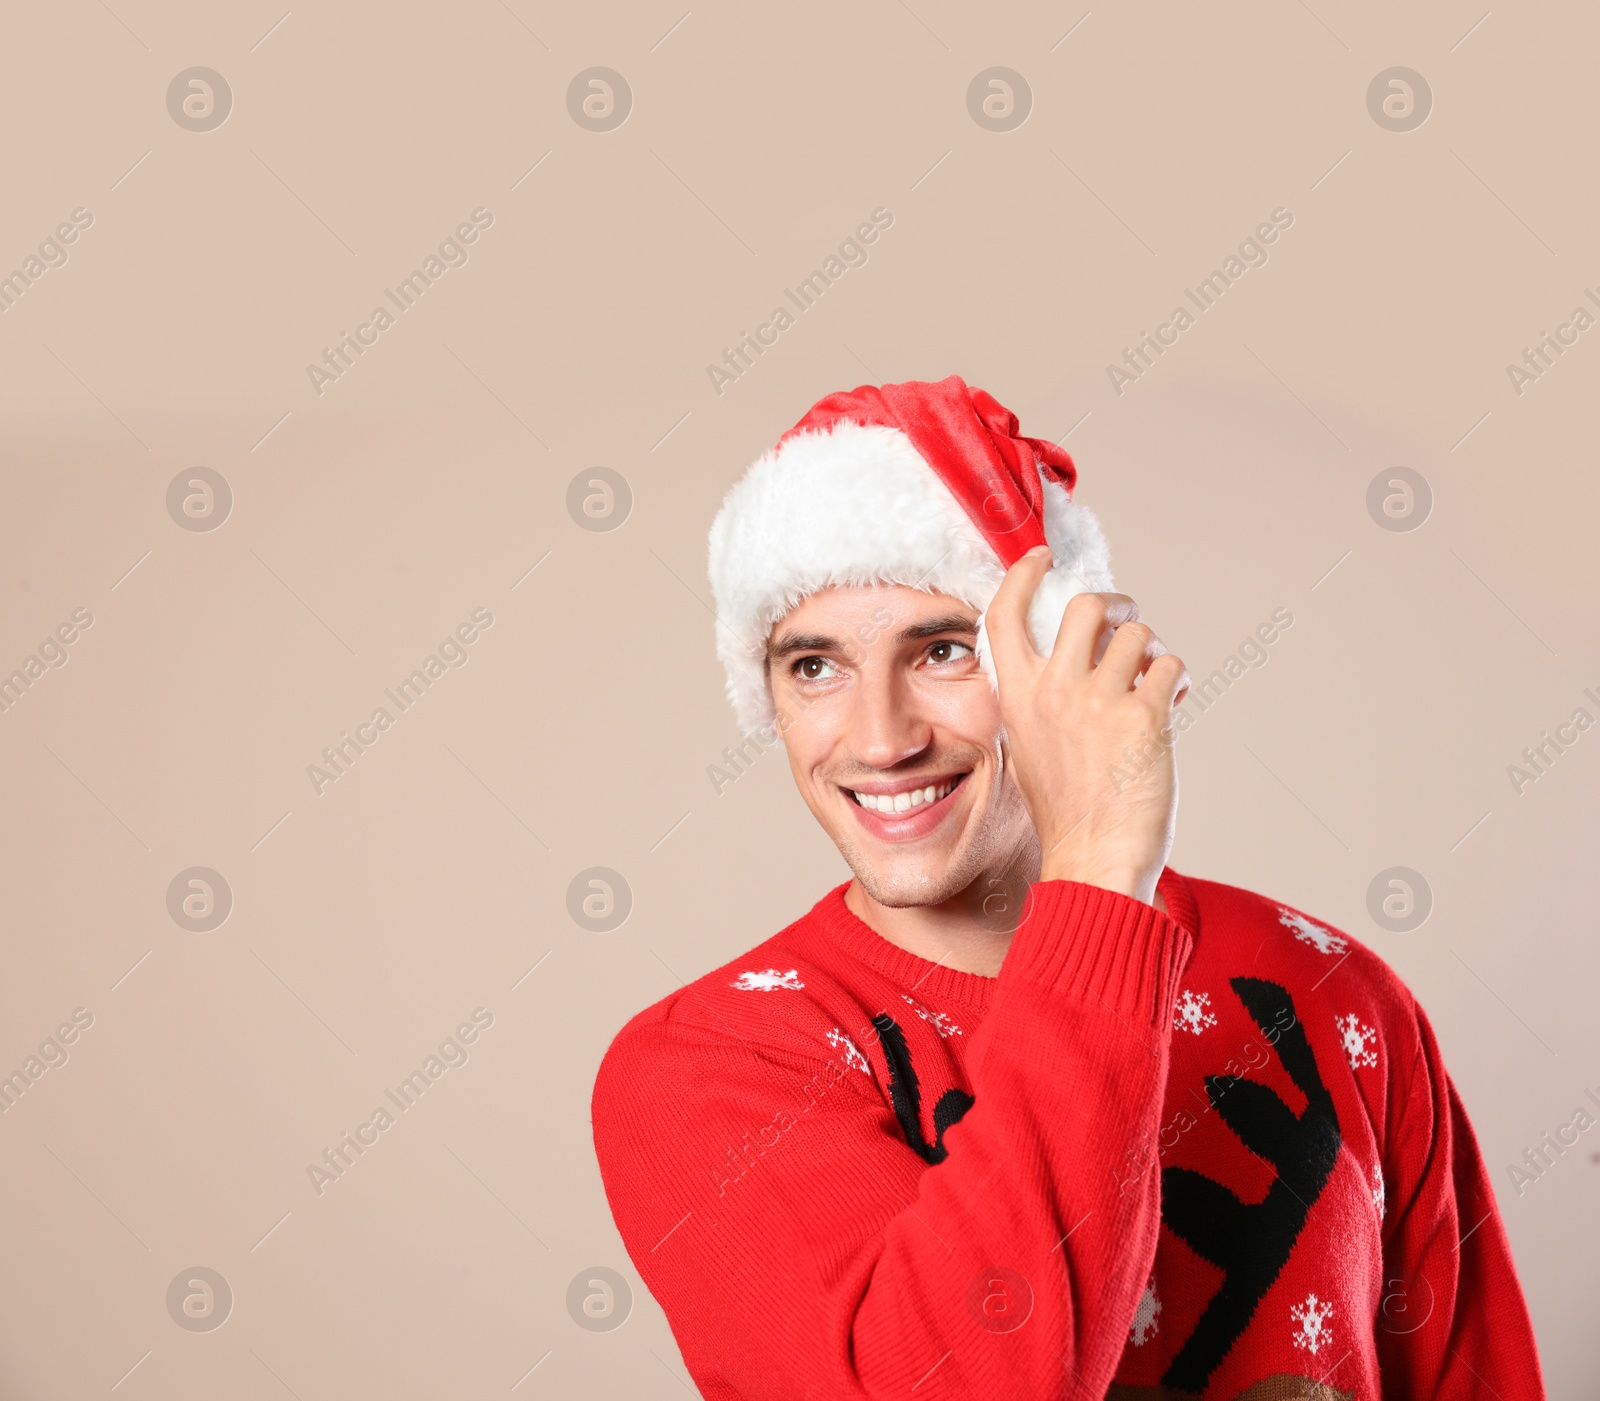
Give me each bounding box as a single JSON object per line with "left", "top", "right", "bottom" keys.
{"left": 975, "top": 558, "right": 1110, "bottom": 695}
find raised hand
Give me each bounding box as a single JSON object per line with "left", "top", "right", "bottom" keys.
{"left": 985, "top": 546, "right": 1189, "bottom": 904}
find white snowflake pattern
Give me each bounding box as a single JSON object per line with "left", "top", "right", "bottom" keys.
{"left": 1290, "top": 1293, "right": 1335, "bottom": 1355}
{"left": 1128, "top": 1278, "right": 1162, "bottom": 1347}
{"left": 1279, "top": 907, "right": 1349, "bottom": 956}
{"left": 730, "top": 968, "right": 805, "bottom": 992}
{"left": 1335, "top": 1012, "right": 1380, "bottom": 1069}
{"left": 827, "top": 1027, "right": 870, "bottom": 1075}
{"left": 1174, "top": 989, "right": 1218, "bottom": 1036}
{"left": 901, "top": 993, "right": 962, "bottom": 1038}
{"left": 1372, "top": 1163, "right": 1386, "bottom": 1216}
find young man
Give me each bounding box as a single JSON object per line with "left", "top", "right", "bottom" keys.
{"left": 591, "top": 377, "right": 1543, "bottom": 1399}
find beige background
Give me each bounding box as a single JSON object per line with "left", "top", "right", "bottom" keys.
{"left": 1, "top": 0, "right": 1596, "bottom": 1394}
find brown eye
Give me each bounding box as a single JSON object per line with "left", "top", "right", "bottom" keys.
{"left": 926, "top": 641, "right": 973, "bottom": 665}
{"left": 797, "top": 657, "right": 832, "bottom": 680}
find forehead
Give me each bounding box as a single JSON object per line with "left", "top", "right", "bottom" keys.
{"left": 774, "top": 583, "right": 977, "bottom": 635}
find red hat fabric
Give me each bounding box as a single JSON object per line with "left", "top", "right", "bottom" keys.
{"left": 779, "top": 376, "right": 1078, "bottom": 565}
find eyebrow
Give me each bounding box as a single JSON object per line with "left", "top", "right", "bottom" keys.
{"left": 896, "top": 613, "right": 978, "bottom": 642}
{"left": 765, "top": 613, "right": 978, "bottom": 667}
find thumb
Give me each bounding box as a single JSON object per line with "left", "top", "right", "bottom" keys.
{"left": 985, "top": 546, "right": 1052, "bottom": 684}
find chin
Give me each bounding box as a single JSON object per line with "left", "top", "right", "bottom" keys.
{"left": 841, "top": 784, "right": 1038, "bottom": 912}
{"left": 836, "top": 832, "right": 987, "bottom": 910}
{"left": 853, "top": 863, "right": 962, "bottom": 909}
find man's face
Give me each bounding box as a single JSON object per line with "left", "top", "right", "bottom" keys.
{"left": 767, "top": 584, "right": 1038, "bottom": 909}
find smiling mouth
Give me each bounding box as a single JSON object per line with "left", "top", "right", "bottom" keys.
{"left": 847, "top": 773, "right": 968, "bottom": 813}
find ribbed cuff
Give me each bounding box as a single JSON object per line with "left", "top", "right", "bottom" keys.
{"left": 999, "top": 880, "right": 1193, "bottom": 1033}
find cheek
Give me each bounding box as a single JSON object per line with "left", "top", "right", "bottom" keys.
{"left": 918, "top": 672, "right": 1002, "bottom": 739}
{"left": 776, "top": 702, "right": 842, "bottom": 774}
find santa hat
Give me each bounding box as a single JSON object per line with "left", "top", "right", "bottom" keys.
{"left": 708, "top": 375, "right": 1114, "bottom": 735}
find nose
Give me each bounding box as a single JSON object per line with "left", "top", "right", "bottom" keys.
{"left": 844, "top": 658, "right": 932, "bottom": 770}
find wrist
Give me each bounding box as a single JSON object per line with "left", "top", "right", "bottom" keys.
{"left": 1037, "top": 863, "right": 1155, "bottom": 904}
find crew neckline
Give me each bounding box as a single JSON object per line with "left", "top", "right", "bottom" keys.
{"left": 795, "top": 868, "right": 1201, "bottom": 1010}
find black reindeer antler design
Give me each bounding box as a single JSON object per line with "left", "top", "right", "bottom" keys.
{"left": 1160, "top": 978, "right": 1342, "bottom": 1392}
{"left": 871, "top": 1013, "right": 975, "bottom": 1165}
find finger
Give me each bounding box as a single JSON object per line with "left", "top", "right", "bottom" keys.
{"left": 1096, "top": 619, "right": 1159, "bottom": 691}
{"left": 1051, "top": 592, "right": 1140, "bottom": 677}
{"left": 985, "top": 546, "right": 1054, "bottom": 678}
{"left": 1131, "top": 634, "right": 1179, "bottom": 690}
{"left": 1140, "top": 651, "right": 1190, "bottom": 712}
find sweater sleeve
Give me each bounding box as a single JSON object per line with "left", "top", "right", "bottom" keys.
{"left": 591, "top": 880, "right": 1192, "bottom": 1400}
{"left": 1375, "top": 1000, "right": 1545, "bottom": 1399}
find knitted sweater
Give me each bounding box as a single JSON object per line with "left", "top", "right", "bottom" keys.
{"left": 591, "top": 870, "right": 1543, "bottom": 1399}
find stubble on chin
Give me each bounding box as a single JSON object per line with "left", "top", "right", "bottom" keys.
{"left": 832, "top": 798, "right": 1025, "bottom": 911}
{"left": 848, "top": 842, "right": 986, "bottom": 909}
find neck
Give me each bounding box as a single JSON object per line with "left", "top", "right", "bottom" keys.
{"left": 844, "top": 855, "right": 1167, "bottom": 979}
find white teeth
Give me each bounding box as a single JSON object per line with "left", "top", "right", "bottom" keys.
{"left": 853, "top": 778, "right": 962, "bottom": 811}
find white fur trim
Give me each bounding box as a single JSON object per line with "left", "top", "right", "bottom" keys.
{"left": 708, "top": 420, "right": 1114, "bottom": 734}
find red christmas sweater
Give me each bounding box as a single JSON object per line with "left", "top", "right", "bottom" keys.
{"left": 591, "top": 870, "right": 1543, "bottom": 1400}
